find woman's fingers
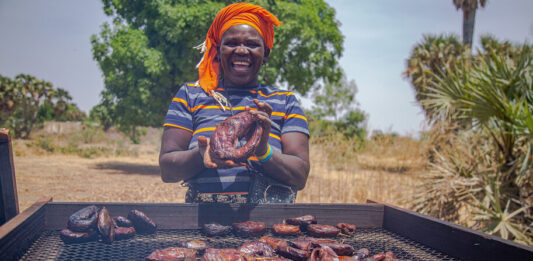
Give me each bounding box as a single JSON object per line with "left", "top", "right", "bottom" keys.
{"left": 249, "top": 100, "right": 272, "bottom": 128}
{"left": 206, "top": 161, "right": 217, "bottom": 168}
{"left": 198, "top": 136, "right": 208, "bottom": 147}
{"left": 197, "top": 136, "right": 218, "bottom": 168}
{"left": 222, "top": 160, "right": 239, "bottom": 169}
{"left": 253, "top": 99, "right": 272, "bottom": 116}
{"left": 210, "top": 159, "right": 239, "bottom": 169}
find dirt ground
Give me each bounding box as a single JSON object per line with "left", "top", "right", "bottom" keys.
{"left": 10, "top": 124, "right": 419, "bottom": 212}
{"left": 14, "top": 154, "right": 187, "bottom": 211}
{"left": 13, "top": 154, "right": 418, "bottom": 212}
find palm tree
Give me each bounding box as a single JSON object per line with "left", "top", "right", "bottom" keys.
{"left": 0, "top": 75, "right": 19, "bottom": 126}
{"left": 452, "top": 0, "right": 487, "bottom": 47}
{"left": 52, "top": 88, "right": 73, "bottom": 118}
{"left": 404, "top": 34, "right": 468, "bottom": 118}
{"left": 419, "top": 42, "right": 533, "bottom": 244}
{"left": 15, "top": 74, "right": 54, "bottom": 138}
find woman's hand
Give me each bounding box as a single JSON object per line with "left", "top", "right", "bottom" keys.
{"left": 197, "top": 136, "right": 241, "bottom": 169}
{"left": 247, "top": 99, "right": 272, "bottom": 156}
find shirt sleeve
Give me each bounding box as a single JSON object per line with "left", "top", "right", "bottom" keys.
{"left": 163, "top": 85, "right": 193, "bottom": 132}
{"left": 282, "top": 93, "right": 309, "bottom": 136}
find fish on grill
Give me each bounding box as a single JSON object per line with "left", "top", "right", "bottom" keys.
{"left": 307, "top": 224, "right": 340, "bottom": 238}
{"left": 369, "top": 251, "right": 402, "bottom": 261}
{"left": 97, "top": 206, "right": 115, "bottom": 243}
{"left": 287, "top": 237, "right": 314, "bottom": 252}
{"left": 238, "top": 241, "right": 276, "bottom": 258}
{"left": 202, "top": 248, "right": 244, "bottom": 261}
{"left": 309, "top": 245, "right": 339, "bottom": 261}
{"left": 113, "top": 216, "right": 133, "bottom": 228}
{"left": 60, "top": 228, "right": 97, "bottom": 244}
{"left": 259, "top": 236, "right": 289, "bottom": 250}
{"left": 311, "top": 239, "right": 354, "bottom": 256}
{"left": 145, "top": 247, "right": 197, "bottom": 261}
{"left": 178, "top": 240, "right": 210, "bottom": 254}
{"left": 336, "top": 223, "right": 356, "bottom": 235}
{"left": 275, "top": 244, "right": 310, "bottom": 261}
{"left": 272, "top": 224, "right": 301, "bottom": 236}
{"left": 128, "top": 209, "right": 157, "bottom": 234}
{"left": 67, "top": 205, "right": 98, "bottom": 232}
{"left": 232, "top": 221, "right": 266, "bottom": 237}
{"left": 284, "top": 215, "right": 317, "bottom": 230}
{"left": 203, "top": 223, "right": 233, "bottom": 237}
{"left": 114, "top": 226, "right": 135, "bottom": 240}
{"left": 352, "top": 248, "right": 370, "bottom": 260}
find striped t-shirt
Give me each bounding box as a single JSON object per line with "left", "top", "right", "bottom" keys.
{"left": 163, "top": 82, "right": 309, "bottom": 193}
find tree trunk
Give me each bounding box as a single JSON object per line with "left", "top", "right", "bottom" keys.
{"left": 23, "top": 99, "right": 41, "bottom": 139}
{"left": 19, "top": 99, "right": 29, "bottom": 139}
{"left": 462, "top": 8, "right": 476, "bottom": 47}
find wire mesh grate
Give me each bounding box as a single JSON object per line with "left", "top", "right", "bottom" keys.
{"left": 20, "top": 228, "right": 459, "bottom": 261}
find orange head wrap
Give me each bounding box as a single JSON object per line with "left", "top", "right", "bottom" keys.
{"left": 196, "top": 3, "right": 281, "bottom": 94}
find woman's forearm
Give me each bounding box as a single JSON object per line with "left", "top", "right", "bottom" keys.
{"left": 257, "top": 132, "right": 310, "bottom": 190}
{"left": 159, "top": 147, "right": 204, "bottom": 182}
{"left": 260, "top": 150, "right": 310, "bottom": 190}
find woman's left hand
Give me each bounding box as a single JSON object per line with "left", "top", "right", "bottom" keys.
{"left": 247, "top": 99, "right": 272, "bottom": 157}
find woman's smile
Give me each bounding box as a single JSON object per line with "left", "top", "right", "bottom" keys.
{"left": 232, "top": 60, "right": 251, "bottom": 71}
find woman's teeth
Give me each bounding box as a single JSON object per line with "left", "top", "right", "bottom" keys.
{"left": 233, "top": 61, "right": 250, "bottom": 67}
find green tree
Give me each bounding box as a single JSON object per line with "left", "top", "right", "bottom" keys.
{"left": 51, "top": 88, "right": 72, "bottom": 119}
{"left": 335, "top": 109, "right": 367, "bottom": 141}
{"left": 452, "top": 0, "right": 487, "bottom": 47}
{"left": 313, "top": 73, "right": 357, "bottom": 122}
{"left": 309, "top": 73, "right": 366, "bottom": 141}
{"left": 89, "top": 92, "right": 115, "bottom": 132}
{"left": 38, "top": 88, "right": 86, "bottom": 122}
{"left": 91, "top": 0, "right": 344, "bottom": 142}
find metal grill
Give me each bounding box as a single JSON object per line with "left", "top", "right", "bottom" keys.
{"left": 20, "top": 228, "right": 458, "bottom": 261}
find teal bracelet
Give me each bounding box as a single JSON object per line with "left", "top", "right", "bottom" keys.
{"left": 258, "top": 144, "right": 273, "bottom": 162}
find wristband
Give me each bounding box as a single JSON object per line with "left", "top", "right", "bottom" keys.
{"left": 257, "top": 144, "right": 273, "bottom": 162}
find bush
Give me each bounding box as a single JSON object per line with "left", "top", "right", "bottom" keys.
{"left": 412, "top": 38, "right": 533, "bottom": 245}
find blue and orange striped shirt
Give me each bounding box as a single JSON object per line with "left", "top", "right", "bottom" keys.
{"left": 163, "top": 82, "right": 309, "bottom": 193}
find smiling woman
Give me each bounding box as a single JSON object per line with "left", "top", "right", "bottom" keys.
{"left": 158, "top": 3, "right": 310, "bottom": 204}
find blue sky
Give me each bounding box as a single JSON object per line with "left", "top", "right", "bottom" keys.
{"left": 1, "top": 0, "right": 532, "bottom": 135}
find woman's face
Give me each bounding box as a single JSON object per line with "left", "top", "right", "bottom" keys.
{"left": 218, "top": 24, "right": 269, "bottom": 88}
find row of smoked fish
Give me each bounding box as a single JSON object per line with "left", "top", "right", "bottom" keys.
{"left": 146, "top": 215, "right": 407, "bottom": 261}
{"left": 60, "top": 205, "right": 156, "bottom": 244}
{"left": 59, "top": 206, "right": 405, "bottom": 261}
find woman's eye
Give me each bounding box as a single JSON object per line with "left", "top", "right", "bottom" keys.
{"left": 223, "top": 41, "right": 261, "bottom": 49}
{"left": 246, "top": 42, "right": 261, "bottom": 48}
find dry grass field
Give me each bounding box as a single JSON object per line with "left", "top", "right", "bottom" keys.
{"left": 11, "top": 122, "right": 427, "bottom": 212}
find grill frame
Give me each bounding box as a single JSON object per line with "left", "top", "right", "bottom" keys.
{"left": 1, "top": 198, "right": 532, "bottom": 261}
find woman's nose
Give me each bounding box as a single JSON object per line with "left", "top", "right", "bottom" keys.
{"left": 235, "top": 44, "right": 249, "bottom": 54}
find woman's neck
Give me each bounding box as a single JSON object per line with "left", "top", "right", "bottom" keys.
{"left": 221, "top": 79, "right": 259, "bottom": 90}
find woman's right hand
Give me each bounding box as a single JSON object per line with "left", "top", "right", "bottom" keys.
{"left": 197, "top": 136, "right": 240, "bottom": 169}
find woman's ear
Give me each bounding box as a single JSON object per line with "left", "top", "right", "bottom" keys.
{"left": 263, "top": 48, "right": 270, "bottom": 64}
